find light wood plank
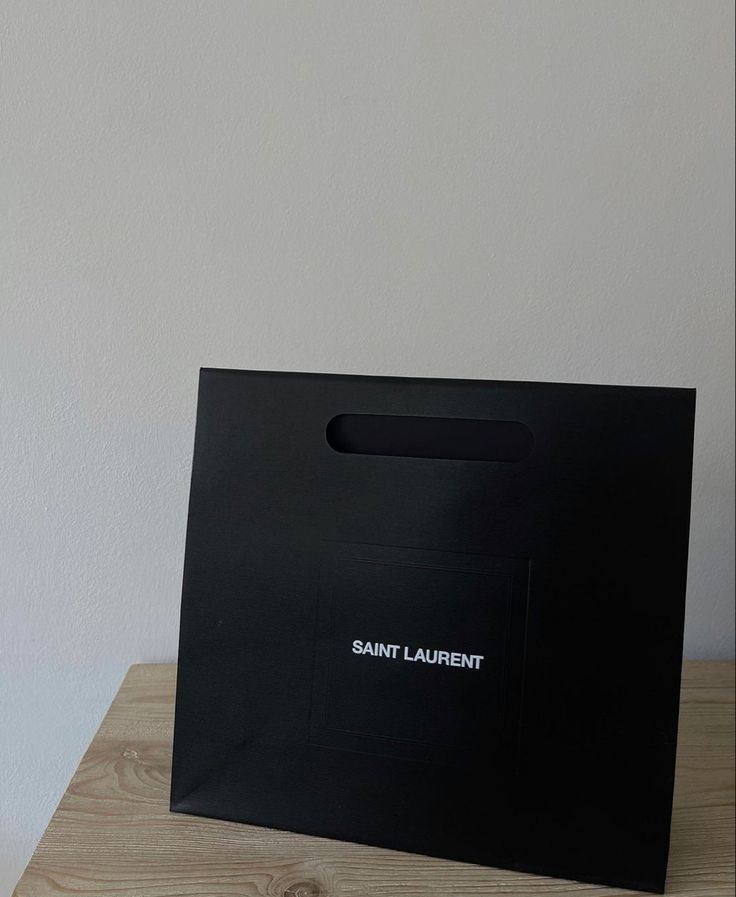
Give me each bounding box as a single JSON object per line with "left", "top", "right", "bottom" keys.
{"left": 13, "top": 661, "right": 735, "bottom": 897}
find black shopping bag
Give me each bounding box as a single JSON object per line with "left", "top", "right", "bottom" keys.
{"left": 171, "top": 368, "right": 695, "bottom": 893}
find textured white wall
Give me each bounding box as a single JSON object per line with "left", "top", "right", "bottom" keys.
{"left": 1, "top": 1, "right": 733, "bottom": 891}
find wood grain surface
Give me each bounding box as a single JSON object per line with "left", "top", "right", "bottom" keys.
{"left": 13, "top": 661, "right": 735, "bottom": 897}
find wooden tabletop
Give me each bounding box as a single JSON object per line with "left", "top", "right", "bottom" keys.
{"left": 13, "top": 661, "right": 735, "bottom": 897}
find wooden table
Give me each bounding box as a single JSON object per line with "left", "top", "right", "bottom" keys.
{"left": 13, "top": 662, "right": 735, "bottom": 896}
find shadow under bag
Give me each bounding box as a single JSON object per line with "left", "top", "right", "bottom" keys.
{"left": 171, "top": 368, "right": 696, "bottom": 893}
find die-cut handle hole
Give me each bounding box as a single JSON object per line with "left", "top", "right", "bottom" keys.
{"left": 326, "top": 414, "right": 533, "bottom": 462}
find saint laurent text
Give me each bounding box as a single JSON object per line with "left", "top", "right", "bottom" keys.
{"left": 351, "top": 639, "right": 484, "bottom": 670}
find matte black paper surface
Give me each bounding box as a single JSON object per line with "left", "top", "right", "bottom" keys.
{"left": 171, "top": 369, "right": 695, "bottom": 892}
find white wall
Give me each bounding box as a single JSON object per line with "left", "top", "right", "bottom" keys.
{"left": 1, "top": 1, "right": 733, "bottom": 891}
